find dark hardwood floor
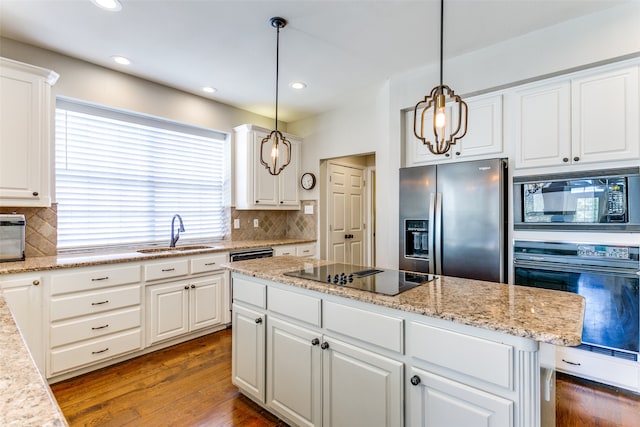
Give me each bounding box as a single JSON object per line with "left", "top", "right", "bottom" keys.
{"left": 52, "top": 329, "right": 640, "bottom": 426}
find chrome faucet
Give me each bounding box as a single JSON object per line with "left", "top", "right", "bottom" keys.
{"left": 170, "top": 214, "right": 185, "bottom": 248}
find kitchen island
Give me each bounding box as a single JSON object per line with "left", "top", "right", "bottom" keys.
{"left": 225, "top": 256, "right": 585, "bottom": 427}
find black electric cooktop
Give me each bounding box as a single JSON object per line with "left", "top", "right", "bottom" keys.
{"left": 283, "top": 263, "right": 436, "bottom": 296}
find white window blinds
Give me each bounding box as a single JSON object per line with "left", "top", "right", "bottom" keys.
{"left": 55, "top": 98, "right": 230, "bottom": 250}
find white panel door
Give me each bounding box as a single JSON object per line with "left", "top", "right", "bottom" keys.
{"left": 266, "top": 316, "right": 322, "bottom": 427}
{"left": 572, "top": 65, "right": 639, "bottom": 164}
{"left": 147, "top": 282, "right": 189, "bottom": 344}
{"left": 189, "top": 275, "right": 223, "bottom": 331}
{"left": 232, "top": 303, "right": 266, "bottom": 403}
{"left": 328, "top": 162, "right": 365, "bottom": 264}
{"left": 322, "top": 337, "right": 403, "bottom": 427}
{"left": 513, "top": 80, "right": 571, "bottom": 169}
{"left": 408, "top": 367, "right": 513, "bottom": 427}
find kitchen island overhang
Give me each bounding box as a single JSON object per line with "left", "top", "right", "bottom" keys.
{"left": 224, "top": 256, "right": 585, "bottom": 427}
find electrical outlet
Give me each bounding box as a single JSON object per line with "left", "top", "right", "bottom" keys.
{"left": 304, "top": 204, "right": 314, "bottom": 215}
{"left": 253, "top": 219, "right": 259, "bottom": 228}
{"left": 233, "top": 219, "right": 240, "bottom": 229}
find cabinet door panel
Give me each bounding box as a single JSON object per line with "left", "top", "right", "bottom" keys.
{"left": 323, "top": 337, "right": 403, "bottom": 427}
{"left": 266, "top": 316, "right": 322, "bottom": 427}
{"left": 456, "top": 94, "right": 503, "bottom": 158}
{"left": 254, "top": 131, "right": 279, "bottom": 206}
{"left": 147, "top": 283, "right": 189, "bottom": 344}
{"left": 189, "top": 275, "right": 223, "bottom": 331}
{"left": 572, "top": 66, "right": 639, "bottom": 163}
{"left": 232, "top": 304, "right": 266, "bottom": 403}
{"left": 409, "top": 367, "right": 512, "bottom": 427}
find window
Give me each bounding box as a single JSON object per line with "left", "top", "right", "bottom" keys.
{"left": 55, "top": 98, "right": 229, "bottom": 250}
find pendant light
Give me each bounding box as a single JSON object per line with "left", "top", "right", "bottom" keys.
{"left": 413, "top": 0, "right": 467, "bottom": 155}
{"left": 260, "top": 16, "right": 292, "bottom": 176}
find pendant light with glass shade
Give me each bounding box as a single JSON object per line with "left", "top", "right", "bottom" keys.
{"left": 413, "top": 0, "right": 468, "bottom": 155}
{"left": 260, "top": 17, "right": 292, "bottom": 176}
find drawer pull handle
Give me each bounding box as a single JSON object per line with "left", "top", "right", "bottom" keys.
{"left": 91, "top": 324, "right": 109, "bottom": 330}
{"left": 91, "top": 300, "right": 109, "bottom": 306}
{"left": 561, "top": 359, "right": 581, "bottom": 366}
{"left": 410, "top": 375, "right": 421, "bottom": 386}
{"left": 91, "top": 276, "right": 109, "bottom": 281}
{"left": 204, "top": 262, "right": 216, "bottom": 266}
{"left": 92, "top": 348, "right": 109, "bottom": 355}
{"left": 161, "top": 268, "right": 176, "bottom": 272}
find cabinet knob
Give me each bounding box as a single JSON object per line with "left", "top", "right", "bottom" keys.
{"left": 573, "top": 156, "right": 580, "bottom": 162}
{"left": 562, "top": 157, "right": 569, "bottom": 163}
{"left": 184, "top": 286, "right": 189, "bottom": 290}
{"left": 311, "top": 338, "right": 320, "bottom": 346}
{"left": 190, "top": 284, "right": 196, "bottom": 289}
{"left": 455, "top": 152, "right": 461, "bottom": 156}
{"left": 445, "top": 153, "right": 450, "bottom": 158}
{"left": 255, "top": 317, "right": 263, "bottom": 324}
{"left": 32, "top": 280, "right": 40, "bottom": 286}
{"left": 410, "top": 375, "right": 421, "bottom": 386}
{"left": 320, "top": 342, "right": 329, "bottom": 350}
{"left": 280, "top": 201, "right": 283, "bottom": 204}
{"left": 32, "top": 191, "right": 39, "bottom": 197}
{"left": 255, "top": 200, "right": 260, "bottom": 203}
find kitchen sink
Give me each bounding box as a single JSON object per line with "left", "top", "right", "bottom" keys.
{"left": 137, "top": 245, "right": 213, "bottom": 254}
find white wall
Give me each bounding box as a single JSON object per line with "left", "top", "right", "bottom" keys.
{"left": 290, "top": 2, "right": 640, "bottom": 268}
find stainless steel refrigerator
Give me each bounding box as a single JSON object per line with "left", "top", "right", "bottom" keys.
{"left": 399, "top": 158, "right": 507, "bottom": 283}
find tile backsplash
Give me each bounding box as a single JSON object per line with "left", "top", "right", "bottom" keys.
{"left": 231, "top": 200, "right": 317, "bottom": 241}
{"left": 2, "top": 201, "right": 316, "bottom": 258}
{"left": 1, "top": 204, "right": 58, "bottom": 257}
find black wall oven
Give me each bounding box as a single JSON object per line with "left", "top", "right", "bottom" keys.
{"left": 513, "top": 167, "right": 640, "bottom": 232}
{"left": 514, "top": 240, "right": 640, "bottom": 361}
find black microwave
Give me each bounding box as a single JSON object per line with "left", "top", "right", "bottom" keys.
{"left": 513, "top": 167, "right": 640, "bottom": 231}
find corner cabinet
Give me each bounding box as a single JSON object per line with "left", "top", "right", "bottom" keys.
{"left": 234, "top": 124, "right": 301, "bottom": 210}
{"left": 405, "top": 93, "right": 503, "bottom": 166}
{"left": 0, "top": 57, "right": 59, "bottom": 207}
{"left": 512, "top": 62, "right": 639, "bottom": 170}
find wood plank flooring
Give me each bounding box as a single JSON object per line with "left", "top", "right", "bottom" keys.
{"left": 52, "top": 328, "right": 640, "bottom": 427}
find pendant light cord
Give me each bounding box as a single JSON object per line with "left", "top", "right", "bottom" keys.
{"left": 439, "top": 0, "right": 444, "bottom": 87}
{"left": 275, "top": 23, "right": 280, "bottom": 132}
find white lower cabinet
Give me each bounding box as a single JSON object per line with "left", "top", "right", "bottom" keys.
{"left": 232, "top": 303, "right": 266, "bottom": 403}
{"left": 408, "top": 367, "right": 512, "bottom": 427}
{"left": 146, "top": 274, "right": 224, "bottom": 345}
{"left": 0, "top": 274, "right": 44, "bottom": 372}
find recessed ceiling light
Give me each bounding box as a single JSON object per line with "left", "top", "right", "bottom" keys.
{"left": 290, "top": 82, "right": 307, "bottom": 90}
{"left": 111, "top": 55, "right": 131, "bottom": 65}
{"left": 91, "top": 0, "right": 122, "bottom": 12}
{"left": 202, "top": 86, "right": 217, "bottom": 93}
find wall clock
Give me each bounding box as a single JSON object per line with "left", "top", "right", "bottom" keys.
{"left": 301, "top": 172, "right": 316, "bottom": 190}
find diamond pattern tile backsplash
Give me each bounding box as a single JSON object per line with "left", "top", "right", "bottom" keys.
{"left": 1, "top": 204, "right": 58, "bottom": 257}
{"left": 231, "top": 200, "right": 317, "bottom": 241}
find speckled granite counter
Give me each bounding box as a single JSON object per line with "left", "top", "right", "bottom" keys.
{"left": 0, "top": 291, "right": 67, "bottom": 426}
{"left": 224, "top": 256, "right": 585, "bottom": 346}
{"left": 0, "top": 239, "right": 314, "bottom": 275}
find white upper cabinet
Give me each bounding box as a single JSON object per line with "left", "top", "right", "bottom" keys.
{"left": 405, "top": 93, "right": 503, "bottom": 166}
{"left": 512, "top": 62, "right": 639, "bottom": 170}
{"left": 235, "top": 124, "right": 301, "bottom": 210}
{"left": 0, "top": 57, "right": 58, "bottom": 207}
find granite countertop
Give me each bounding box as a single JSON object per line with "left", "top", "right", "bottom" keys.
{"left": 0, "top": 239, "right": 315, "bottom": 275}
{"left": 0, "top": 291, "right": 67, "bottom": 426}
{"left": 224, "top": 256, "right": 585, "bottom": 346}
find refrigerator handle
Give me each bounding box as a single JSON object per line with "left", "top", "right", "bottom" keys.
{"left": 428, "top": 193, "right": 436, "bottom": 274}
{"left": 434, "top": 193, "right": 443, "bottom": 275}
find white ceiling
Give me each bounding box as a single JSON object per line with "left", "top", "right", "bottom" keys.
{"left": 0, "top": 0, "right": 629, "bottom": 122}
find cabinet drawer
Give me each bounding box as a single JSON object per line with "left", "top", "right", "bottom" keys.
{"left": 191, "top": 253, "right": 227, "bottom": 274}
{"left": 408, "top": 321, "right": 513, "bottom": 389}
{"left": 50, "top": 284, "right": 141, "bottom": 321}
{"left": 49, "top": 329, "right": 142, "bottom": 375}
{"left": 556, "top": 346, "right": 639, "bottom": 391}
{"left": 145, "top": 259, "right": 189, "bottom": 281}
{"left": 323, "top": 301, "right": 403, "bottom": 353}
{"left": 296, "top": 244, "right": 315, "bottom": 257}
{"left": 50, "top": 307, "right": 141, "bottom": 348}
{"left": 267, "top": 286, "right": 321, "bottom": 327}
{"left": 233, "top": 276, "right": 266, "bottom": 308}
{"left": 274, "top": 245, "right": 295, "bottom": 256}
{"left": 50, "top": 265, "right": 140, "bottom": 295}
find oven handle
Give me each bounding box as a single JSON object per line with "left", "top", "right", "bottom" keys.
{"left": 514, "top": 260, "right": 640, "bottom": 278}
